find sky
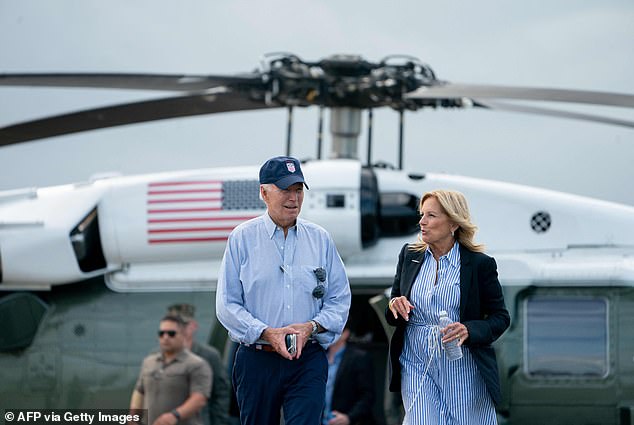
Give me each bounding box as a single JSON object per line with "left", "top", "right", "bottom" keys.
{"left": 1, "top": 0, "right": 633, "bottom": 205}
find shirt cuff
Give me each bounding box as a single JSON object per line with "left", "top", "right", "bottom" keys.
{"left": 245, "top": 321, "right": 268, "bottom": 344}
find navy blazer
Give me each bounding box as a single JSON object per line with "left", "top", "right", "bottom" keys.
{"left": 385, "top": 243, "right": 510, "bottom": 405}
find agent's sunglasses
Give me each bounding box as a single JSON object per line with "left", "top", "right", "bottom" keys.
{"left": 158, "top": 330, "right": 177, "bottom": 338}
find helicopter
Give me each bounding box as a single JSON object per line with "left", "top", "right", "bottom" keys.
{"left": 1, "top": 53, "right": 634, "bottom": 425}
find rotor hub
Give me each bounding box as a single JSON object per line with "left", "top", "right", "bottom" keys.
{"left": 261, "top": 53, "right": 454, "bottom": 110}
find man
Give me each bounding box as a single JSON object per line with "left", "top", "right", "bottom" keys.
{"left": 130, "top": 315, "right": 212, "bottom": 425}
{"left": 323, "top": 327, "right": 375, "bottom": 425}
{"left": 216, "top": 155, "right": 351, "bottom": 425}
{"left": 168, "top": 304, "right": 231, "bottom": 425}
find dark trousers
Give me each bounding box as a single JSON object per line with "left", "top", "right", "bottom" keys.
{"left": 233, "top": 341, "right": 327, "bottom": 425}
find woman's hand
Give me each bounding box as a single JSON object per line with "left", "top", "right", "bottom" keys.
{"left": 441, "top": 322, "right": 469, "bottom": 346}
{"left": 388, "top": 296, "right": 415, "bottom": 321}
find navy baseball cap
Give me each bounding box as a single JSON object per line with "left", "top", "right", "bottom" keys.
{"left": 259, "top": 156, "right": 309, "bottom": 190}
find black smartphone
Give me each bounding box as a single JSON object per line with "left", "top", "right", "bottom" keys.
{"left": 285, "top": 333, "right": 297, "bottom": 355}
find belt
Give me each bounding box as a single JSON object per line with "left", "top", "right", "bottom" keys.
{"left": 241, "top": 339, "right": 319, "bottom": 353}
{"left": 241, "top": 343, "right": 276, "bottom": 353}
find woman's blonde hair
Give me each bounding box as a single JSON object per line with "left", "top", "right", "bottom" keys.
{"left": 410, "top": 190, "right": 485, "bottom": 253}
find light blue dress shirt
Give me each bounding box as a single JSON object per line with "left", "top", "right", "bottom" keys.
{"left": 216, "top": 212, "right": 351, "bottom": 349}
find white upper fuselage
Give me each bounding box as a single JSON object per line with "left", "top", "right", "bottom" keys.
{"left": 1, "top": 159, "right": 634, "bottom": 291}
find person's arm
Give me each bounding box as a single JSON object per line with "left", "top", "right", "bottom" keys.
{"left": 215, "top": 231, "right": 268, "bottom": 343}
{"left": 129, "top": 389, "right": 144, "bottom": 423}
{"left": 385, "top": 243, "right": 415, "bottom": 326}
{"left": 463, "top": 256, "right": 511, "bottom": 346}
{"left": 129, "top": 364, "right": 146, "bottom": 423}
{"left": 307, "top": 233, "right": 351, "bottom": 347}
{"left": 129, "top": 389, "right": 143, "bottom": 410}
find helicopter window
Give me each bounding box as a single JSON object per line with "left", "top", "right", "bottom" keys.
{"left": 524, "top": 296, "right": 607, "bottom": 378}
{"left": 70, "top": 208, "right": 107, "bottom": 273}
{"left": 360, "top": 167, "right": 379, "bottom": 248}
{"left": 326, "top": 194, "right": 345, "bottom": 208}
{"left": 0, "top": 293, "right": 48, "bottom": 351}
{"left": 379, "top": 192, "right": 420, "bottom": 237}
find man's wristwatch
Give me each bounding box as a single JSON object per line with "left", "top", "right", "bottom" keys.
{"left": 171, "top": 409, "right": 181, "bottom": 422}
{"left": 309, "top": 320, "right": 319, "bottom": 336}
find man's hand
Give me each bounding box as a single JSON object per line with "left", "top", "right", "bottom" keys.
{"left": 152, "top": 412, "right": 178, "bottom": 425}
{"left": 287, "top": 321, "right": 314, "bottom": 359}
{"left": 327, "top": 411, "right": 350, "bottom": 425}
{"left": 261, "top": 326, "right": 299, "bottom": 360}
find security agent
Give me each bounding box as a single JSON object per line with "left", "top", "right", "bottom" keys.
{"left": 130, "top": 314, "right": 211, "bottom": 425}
{"left": 216, "top": 155, "right": 351, "bottom": 425}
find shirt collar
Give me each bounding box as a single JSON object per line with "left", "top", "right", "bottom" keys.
{"left": 263, "top": 212, "right": 277, "bottom": 238}
{"left": 156, "top": 348, "right": 188, "bottom": 364}
{"left": 424, "top": 241, "right": 461, "bottom": 268}
{"left": 446, "top": 241, "right": 461, "bottom": 268}
{"left": 263, "top": 211, "right": 298, "bottom": 239}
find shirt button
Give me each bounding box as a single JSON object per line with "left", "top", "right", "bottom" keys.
{"left": 286, "top": 285, "right": 290, "bottom": 288}
{"left": 287, "top": 305, "right": 291, "bottom": 309}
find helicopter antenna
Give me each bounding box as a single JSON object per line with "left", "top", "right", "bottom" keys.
{"left": 317, "top": 106, "right": 324, "bottom": 160}
{"left": 367, "top": 109, "right": 373, "bottom": 167}
{"left": 398, "top": 109, "right": 404, "bottom": 170}
{"left": 286, "top": 106, "right": 293, "bottom": 156}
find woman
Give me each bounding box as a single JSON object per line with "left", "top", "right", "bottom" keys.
{"left": 385, "top": 190, "right": 510, "bottom": 425}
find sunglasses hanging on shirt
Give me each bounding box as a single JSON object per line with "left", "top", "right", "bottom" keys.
{"left": 312, "top": 267, "right": 326, "bottom": 299}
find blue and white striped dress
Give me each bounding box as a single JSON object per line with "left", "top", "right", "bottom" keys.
{"left": 400, "top": 242, "right": 496, "bottom": 425}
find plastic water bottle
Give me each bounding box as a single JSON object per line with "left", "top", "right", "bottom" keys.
{"left": 439, "top": 310, "right": 463, "bottom": 361}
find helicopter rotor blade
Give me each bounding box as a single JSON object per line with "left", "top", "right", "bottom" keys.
{"left": 0, "top": 73, "right": 263, "bottom": 92}
{"left": 0, "top": 89, "right": 278, "bottom": 147}
{"left": 475, "top": 99, "right": 634, "bottom": 129}
{"left": 406, "top": 83, "right": 634, "bottom": 108}
{"left": 2, "top": 55, "right": 634, "bottom": 148}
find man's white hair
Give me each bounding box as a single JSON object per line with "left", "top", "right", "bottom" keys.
{"left": 259, "top": 183, "right": 276, "bottom": 200}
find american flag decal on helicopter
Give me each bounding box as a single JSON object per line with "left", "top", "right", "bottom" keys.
{"left": 146, "top": 179, "right": 264, "bottom": 244}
